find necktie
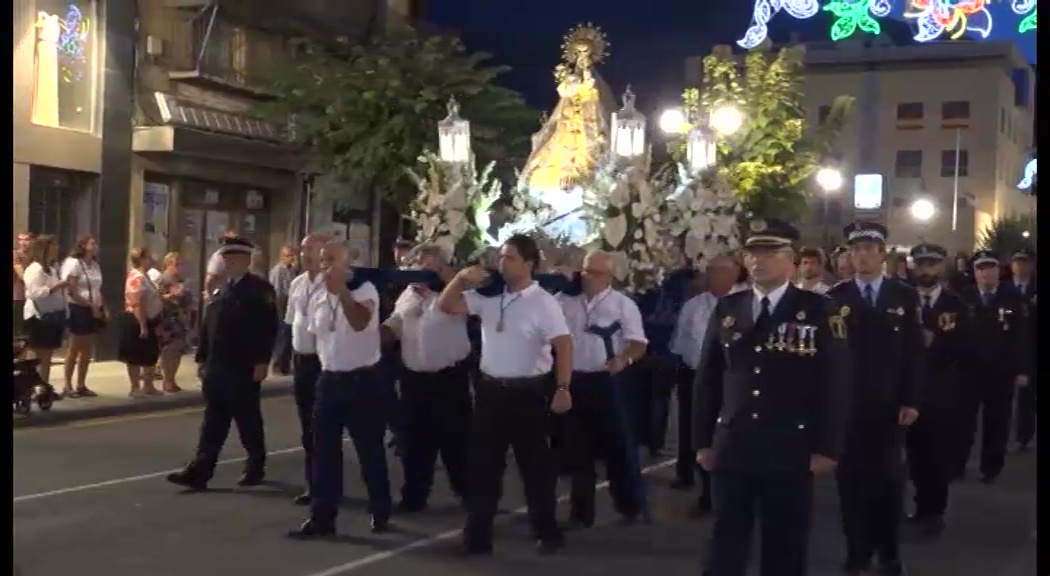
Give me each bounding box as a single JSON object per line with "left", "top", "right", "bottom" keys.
{"left": 755, "top": 296, "right": 771, "bottom": 328}
{"left": 982, "top": 292, "right": 993, "bottom": 306}
{"left": 863, "top": 284, "right": 875, "bottom": 306}
{"left": 922, "top": 294, "right": 933, "bottom": 325}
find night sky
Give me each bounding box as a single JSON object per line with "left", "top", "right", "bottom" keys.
{"left": 426, "top": 0, "right": 1037, "bottom": 111}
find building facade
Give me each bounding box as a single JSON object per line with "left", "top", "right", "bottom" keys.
{"left": 686, "top": 40, "right": 1036, "bottom": 253}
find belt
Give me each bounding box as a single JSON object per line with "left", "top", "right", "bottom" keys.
{"left": 480, "top": 373, "right": 549, "bottom": 388}
{"left": 321, "top": 364, "right": 376, "bottom": 376}
{"left": 404, "top": 360, "right": 467, "bottom": 377}
{"left": 572, "top": 370, "right": 610, "bottom": 380}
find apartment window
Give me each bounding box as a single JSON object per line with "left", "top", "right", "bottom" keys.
{"left": 896, "top": 102, "right": 924, "bottom": 121}
{"left": 818, "top": 105, "right": 831, "bottom": 123}
{"left": 940, "top": 149, "right": 970, "bottom": 177}
{"left": 31, "top": 0, "right": 101, "bottom": 133}
{"left": 895, "top": 150, "right": 923, "bottom": 178}
{"left": 941, "top": 101, "right": 970, "bottom": 121}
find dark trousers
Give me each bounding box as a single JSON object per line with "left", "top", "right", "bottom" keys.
{"left": 464, "top": 376, "right": 561, "bottom": 546}
{"left": 310, "top": 368, "right": 392, "bottom": 524}
{"left": 676, "top": 365, "right": 712, "bottom": 505}
{"left": 272, "top": 322, "right": 293, "bottom": 373}
{"left": 399, "top": 362, "right": 472, "bottom": 505}
{"left": 193, "top": 370, "right": 266, "bottom": 476}
{"left": 836, "top": 468, "right": 904, "bottom": 567}
{"left": 292, "top": 353, "right": 321, "bottom": 488}
{"left": 957, "top": 370, "right": 1015, "bottom": 478}
{"left": 1015, "top": 382, "right": 1037, "bottom": 446}
{"left": 905, "top": 410, "right": 950, "bottom": 519}
{"left": 565, "top": 372, "right": 642, "bottom": 523}
{"left": 705, "top": 468, "right": 813, "bottom": 576}
{"left": 638, "top": 357, "right": 678, "bottom": 452}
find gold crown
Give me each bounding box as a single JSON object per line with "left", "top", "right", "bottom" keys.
{"left": 561, "top": 23, "right": 610, "bottom": 67}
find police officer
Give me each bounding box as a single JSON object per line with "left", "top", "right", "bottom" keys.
{"left": 438, "top": 234, "right": 573, "bottom": 555}
{"left": 556, "top": 250, "right": 647, "bottom": 528}
{"left": 1008, "top": 248, "right": 1037, "bottom": 451}
{"left": 693, "top": 218, "right": 853, "bottom": 576}
{"left": 167, "top": 236, "right": 278, "bottom": 490}
{"left": 954, "top": 250, "right": 1029, "bottom": 483}
{"left": 904, "top": 243, "right": 972, "bottom": 539}
{"left": 382, "top": 244, "right": 471, "bottom": 512}
{"left": 287, "top": 242, "right": 392, "bottom": 538}
{"left": 827, "top": 222, "right": 925, "bottom": 576}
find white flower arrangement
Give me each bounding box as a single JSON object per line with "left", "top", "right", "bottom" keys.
{"left": 406, "top": 152, "right": 502, "bottom": 263}
{"left": 664, "top": 164, "right": 742, "bottom": 267}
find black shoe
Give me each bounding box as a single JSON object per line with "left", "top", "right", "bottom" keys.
{"left": 669, "top": 477, "right": 695, "bottom": 491}
{"left": 294, "top": 492, "right": 311, "bottom": 506}
{"left": 918, "top": 516, "right": 945, "bottom": 539}
{"left": 1017, "top": 442, "right": 1031, "bottom": 453}
{"left": 536, "top": 536, "right": 564, "bottom": 555}
{"left": 370, "top": 516, "right": 390, "bottom": 533}
{"left": 842, "top": 559, "right": 871, "bottom": 575}
{"left": 286, "top": 519, "right": 336, "bottom": 540}
{"left": 462, "top": 541, "right": 493, "bottom": 555}
{"left": 875, "top": 559, "right": 906, "bottom": 576}
{"left": 165, "top": 470, "right": 208, "bottom": 491}
{"left": 980, "top": 473, "right": 999, "bottom": 484}
{"left": 238, "top": 470, "right": 265, "bottom": 487}
{"left": 689, "top": 500, "right": 713, "bottom": 519}
{"left": 396, "top": 500, "right": 427, "bottom": 514}
{"left": 565, "top": 514, "right": 594, "bottom": 530}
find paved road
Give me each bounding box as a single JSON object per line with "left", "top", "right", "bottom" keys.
{"left": 14, "top": 396, "right": 1037, "bottom": 576}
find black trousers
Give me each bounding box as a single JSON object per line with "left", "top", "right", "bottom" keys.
{"left": 272, "top": 322, "right": 293, "bottom": 373}
{"left": 292, "top": 353, "right": 321, "bottom": 488}
{"left": 464, "top": 376, "right": 560, "bottom": 546}
{"left": 565, "top": 372, "right": 641, "bottom": 523}
{"left": 905, "top": 407, "right": 950, "bottom": 519}
{"left": 1015, "top": 381, "right": 1037, "bottom": 446}
{"left": 957, "top": 369, "right": 1015, "bottom": 478}
{"left": 639, "top": 357, "right": 678, "bottom": 452}
{"left": 676, "top": 365, "right": 712, "bottom": 505}
{"left": 836, "top": 466, "right": 904, "bottom": 567}
{"left": 705, "top": 467, "right": 813, "bottom": 576}
{"left": 399, "top": 362, "right": 472, "bottom": 506}
{"left": 192, "top": 369, "right": 266, "bottom": 477}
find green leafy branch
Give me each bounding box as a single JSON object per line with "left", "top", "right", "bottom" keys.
{"left": 1018, "top": 10, "right": 1037, "bottom": 34}
{"left": 823, "top": 1, "right": 883, "bottom": 41}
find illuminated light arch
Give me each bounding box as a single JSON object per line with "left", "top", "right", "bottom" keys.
{"left": 904, "top": 0, "right": 994, "bottom": 42}
{"left": 737, "top": 0, "right": 822, "bottom": 49}
{"left": 56, "top": 4, "right": 91, "bottom": 82}
{"left": 1018, "top": 158, "right": 1037, "bottom": 191}
{"left": 823, "top": 0, "right": 894, "bottom": 41}
{"left": 1012, "top": 0, "right": 1037, "bottom": 32}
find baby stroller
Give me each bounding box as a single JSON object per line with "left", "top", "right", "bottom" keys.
{"left": 13, "top": 339, "right": 56, "bottom": 414}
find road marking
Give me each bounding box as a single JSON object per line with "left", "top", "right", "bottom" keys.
{"left": 13, "top": 444, "right": 308, "bottom": 504}
{"left": 301, "top": 458, "right": 676, "bottom": 576}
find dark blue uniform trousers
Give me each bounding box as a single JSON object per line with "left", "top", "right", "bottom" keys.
{"left": 292, "top": 353, "right": 322, "bottom": 488}
{"left": 310, "top": 368, "right": 392, "bottom": 524}
{"left": 194, "top": 369, "right": 266, "bottom": 476}
{"left": 565, "top": 371, "right": 643, "bottom": 523}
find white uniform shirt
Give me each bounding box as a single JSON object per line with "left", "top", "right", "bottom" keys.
{"left": 284, "top": 271, "right": 326, "bottom": 354}
{"left": 59, "top": 257, "right": 103, "bottom": 307}
{"left": 386, "top": 287, "right": 470, "bottom": 372}
{"left": 796, "top": 280, "right": 830, "bottom": 295}
{"left": 670, "top": 292, "right": 718, "bottom": 370}
{"left": 752, "top": 282, "right": 790, "bottom": 320}
{"left": 308, "top": 281, "right": 381, "bottom": 372}
{"left": 557, "top": 287, "right": 647, "bottom": 373}
{"left": 464, "top": 282, "right": 570, "bottom": 378}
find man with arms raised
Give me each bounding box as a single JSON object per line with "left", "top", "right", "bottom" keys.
{"left": 693, "top": 218, "right": 853, "bottom": 576}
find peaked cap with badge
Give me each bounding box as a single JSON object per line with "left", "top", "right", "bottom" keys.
{"left": 971, "top": 249, "right": 1000, "bottom": 268}
{"left": 909, "top": 243, "right": 947, "bottom": 263}
{"left": 216, "top": 235, "right": 256, "bottom": 256}
{"left": 843, "top": 221, "right": 888, "bottom": 245}
{"left": 744, "top": 218, "right": 800, "bottom": 249}
{"left": 1011, "top": 247, "right": 1035, "bottom": 261}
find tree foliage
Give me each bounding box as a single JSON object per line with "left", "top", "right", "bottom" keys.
{"left": 677, "top": 43, "right": 854, "bottom": 221}
{"left": 977, "top": 215, "right": 1036, "bottom": 257}
{"left": 263, "top": 26, "right": 538, "bottom": 210}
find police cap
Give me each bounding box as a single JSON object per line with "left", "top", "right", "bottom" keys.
{"left": 972, "top": 249, "right": 1000, "bottom": 268}
{"left": 843, "top": 221, "right": 888, "bottom": 245}
{"left": 1012, "top": 247, "right": 1034, "bottom": 261}
{"left": 217, "top": 235, "right": 255, "bottom": 256}
{"left": 909, "top": 243, "right": 947, "bottom": 264}
{"left": 743, "top": 218, "right": 800, "bottom": 249}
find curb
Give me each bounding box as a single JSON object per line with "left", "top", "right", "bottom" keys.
{"left": 13, "top": 379, "right": 295, "bottom": 429}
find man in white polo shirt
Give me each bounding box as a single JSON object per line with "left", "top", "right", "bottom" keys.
{"left": 382, "top": 243, "right": 471, "bottom": 512}
{"left": 556, "top": 250, "right": 648, "bottom": 529}
{"left": 287, "top": 241, "right": 392, "bottom": 539}
{"left": 283, "top": 233, "right": 328, "bottom": 506}
{"left": 438, "top": 234, "right": 574, "bottom": 555}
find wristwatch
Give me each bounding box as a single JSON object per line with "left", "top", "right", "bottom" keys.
{"left": 556, "top": 382, "right": 570, "bottom": 391}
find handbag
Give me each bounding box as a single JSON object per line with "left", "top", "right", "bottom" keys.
{"left": 79, "top": 259, "right": 108, "bottom": 330}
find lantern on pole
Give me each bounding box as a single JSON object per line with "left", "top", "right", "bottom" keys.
{"left": 610, "top": 86, "right": 646, "bottom": 160}
{"left": 686, "top": 125, "right": 717, "bottom": 174}
{"left": 438, "top": 97, "right": 471, "bottom": 164}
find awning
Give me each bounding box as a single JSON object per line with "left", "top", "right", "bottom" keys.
{"left": 133, "top": 126, "right": 305, "bottom": 172}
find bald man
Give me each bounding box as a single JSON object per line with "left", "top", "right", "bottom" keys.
{"left": 283, "top": 234, "right": 328, "bottom": 505}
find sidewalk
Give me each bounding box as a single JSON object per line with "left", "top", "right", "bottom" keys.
{"left": 13, "top": 356, "right": 293, "bottom": 429}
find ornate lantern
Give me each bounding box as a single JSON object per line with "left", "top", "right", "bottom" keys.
{"left": 438, "top": 97, "right": 471, "bottom": 164}
{"left": 610, "top": 87, "right": 646, "bottom": 160}
{"left": 686, "top": 125, "right": 717, "bottom": 174}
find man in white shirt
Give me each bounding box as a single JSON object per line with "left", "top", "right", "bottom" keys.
{"left": 555, "top": 251, "right": 647, "bottom": 529}
{"left": 668, "top": 254, "right": 740, "bottom": 516}
{"left": 438, "top": 234, "right": 573, "bottom": 555}
{"left": 287, "top": 242, "right": 392, "bottom": 539}
{"left": 270, "top": 243, "right": 299, "bottom": 375}
{"left": 283, "top": 234, "right": 327, "bottom": 506}
{"left": 796, "top": 247, "right": 831, "bottom": 295}
{"left": 381, "top": 244, "right": 471, "bottom": 513}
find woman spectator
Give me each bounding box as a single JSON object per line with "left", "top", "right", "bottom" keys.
{"left": 155, "top": 252, "right": 194, "bottom": 393}
{"left": 119, "top": 247, "right": 164, "bottom": 397}
{"left": 59, "top": 235, "right": 107, "bottom": 398}
{"left": 13, "top": 232, "right": 37, "bottom": 338}
{"left": 22, "top": 235, "right": 69, "bottom": 385}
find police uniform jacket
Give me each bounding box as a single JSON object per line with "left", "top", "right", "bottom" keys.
{"left": 826, "top": 278, "right": 927, "bottom": 472}
{"left": 1009, "top": 281, "right": 1037, "bottom": 379}
{"left": 916, "top": 288, "right": 974, "bottom": 429}
{"left": 692, "top": 284, "right": 854, "bottom": 473}
{"left": 959, "top": 284, "right": 1029, "bottom": 379}
{"left": 196, "top": 273, "right": 278, "bottom": 376}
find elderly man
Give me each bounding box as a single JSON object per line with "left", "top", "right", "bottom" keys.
{"left": 556, "top": 250, "right": 648, "bottom": 528}
{"left": 270, "top": 243, "right": 299, "bottom": 375}
{"left": 382, "top": 244, "right": 471, "bottom": 512}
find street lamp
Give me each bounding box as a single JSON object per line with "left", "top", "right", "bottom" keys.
{"left": 1022, "top": 230, "right": 1031, "bottom": 238}
{"left": 658, "top": 107, "right": 687, "bottom": 135}
{"left": 816, "top": 167, "right": 844, "bottom": 192}
{"left": 686, "top": 125, "right": 717, "bottom": 174}
{"left": 611, "top": 87, "right": 647, "bottom": 160}
{"left": 710, "top": 104, "right": 744, "bottom": 136}
{"left": 438, "top": 97, "right": 471, "bottom": 164}
{"left": 910, "top": 198, "right": 936, "bottom": 222}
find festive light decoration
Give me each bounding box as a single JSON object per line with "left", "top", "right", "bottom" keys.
{"left": 904, "top": 0, "right": 994, "bottom": 42}
{"left": 1012, "top": 0, "right": 1037, "bottom": 32}
{"left": 1017, "top": 158, "right": 1037, "bottom": 191}
{"left": 823, "top": 0, "right": 893, "bottom": 41}
{"left": 56, "top": 4, "right": 90, "bottom": 82}
{"left": 737, "top": 0, "right": 820, "bottom": 49}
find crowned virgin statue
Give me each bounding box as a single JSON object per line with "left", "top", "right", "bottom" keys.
{"left": 519, "top": 25, "right": 618, "bottom": 244}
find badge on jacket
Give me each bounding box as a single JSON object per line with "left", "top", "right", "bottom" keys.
{"left": 937, "top": 312, "right": 956, "bottom": 332}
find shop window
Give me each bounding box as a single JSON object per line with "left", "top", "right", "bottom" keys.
{"left": 31, "top": 0, "right": 100, "bottom": 133}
